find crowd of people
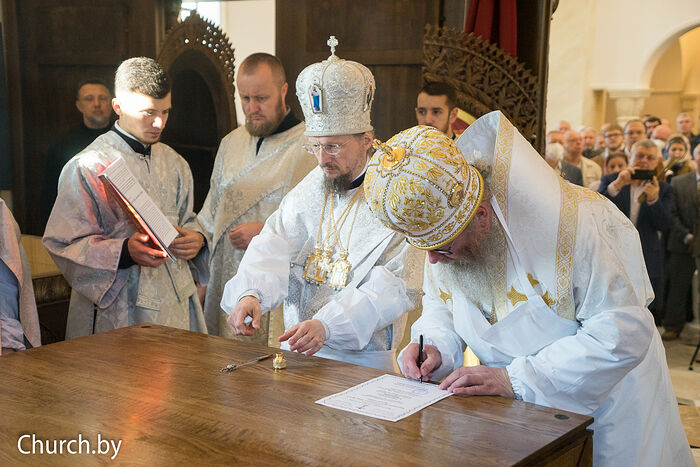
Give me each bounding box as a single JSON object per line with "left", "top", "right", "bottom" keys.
{"left": 544, "top": 113, "right": 700, "bottom": 340}
{"left": 0, "top": 41, "right": 694, "bottom": 464}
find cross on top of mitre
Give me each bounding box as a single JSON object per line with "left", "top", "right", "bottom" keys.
{"left": 327, "top": 36, "right": 338, "bottom": 56}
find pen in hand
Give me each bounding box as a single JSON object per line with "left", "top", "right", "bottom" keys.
{"left": 417, "top": 334, "right": 424, "bottom": 383}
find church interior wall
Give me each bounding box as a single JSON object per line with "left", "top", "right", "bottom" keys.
{"left": 641, "top": 40, "right": 683, "bottom": 124}
{"left": 548, "top": 0, "right": 700, "bottom": 130}
{"left": 218, "top": 0, "right": 275, "bottom": 127}
{"left": 546, "top": 0, "right": 597, "bottom": 130}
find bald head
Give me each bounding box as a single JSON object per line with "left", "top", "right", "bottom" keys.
{"left": 239, "top": 53, "right": 286, "bottom": 86}
{"left": 651, "top": 124, "right": 671, "bottom": 141}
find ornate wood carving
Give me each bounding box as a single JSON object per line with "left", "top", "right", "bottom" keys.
{"left": 423, "top": 25, "right": 541, "bottom": 146}
{"left": 158, "top": 11, "right": 237, "bottom": 130}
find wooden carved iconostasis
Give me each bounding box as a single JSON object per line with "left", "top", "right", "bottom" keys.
{"left": 158, "top": 11, "right": 237, "bottom": 211}
{"left": 423, "top": 25, "right": 542, "bottom": 149}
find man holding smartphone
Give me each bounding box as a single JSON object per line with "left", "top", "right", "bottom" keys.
{"left": 599, "top": 139, "right": 672, "bottom": 324}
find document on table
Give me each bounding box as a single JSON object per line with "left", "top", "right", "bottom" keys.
{"left": 315, "top": 374, "right": 452, "bottom": 422}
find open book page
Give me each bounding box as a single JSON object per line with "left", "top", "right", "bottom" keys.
{"left": 315, "top": 374, "right": 452, "bottom": 422}
{"left": 99, "top": 157, "right": 179, "bottom": 256}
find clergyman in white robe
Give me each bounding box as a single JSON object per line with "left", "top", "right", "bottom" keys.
{"left": 43, "top": 130, "right": 208, "bottom": 338}
{"left": 0, "top": 198, "right": 40, "bottom": 352}
{"left": 198, "top": 116, "right": 315, "bottom": 341}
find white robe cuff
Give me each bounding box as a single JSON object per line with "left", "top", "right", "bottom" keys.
{"left": 313, "top": 266, "right": 409, "bottom": 350}
{"left": 220, "top": 230, "right": 290, "bottom": 314}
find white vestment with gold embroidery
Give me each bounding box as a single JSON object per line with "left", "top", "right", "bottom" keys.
{"left": 221, "top": 167, "right": 424, "bottom": 372}
{"left": 198, "top": 122, "right": 316, "bottom": 338}
{"left": 399, "top": 112, "right": 693, "bottom": 467}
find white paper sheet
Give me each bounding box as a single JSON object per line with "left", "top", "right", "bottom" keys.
{"left": 315, "top": 374, "right": 452, "bottom": 422}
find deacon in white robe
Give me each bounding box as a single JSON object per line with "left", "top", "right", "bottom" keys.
{"left": 198, "top": 53, "right": 316, "bottom": 341}
{"left": 0, "top": 198, "right": 40, "bottom": 353}
{"left": 43, "top": 58, "right": 207, "bottom": 338}
{"left": 363, "top": 119, "right": 693, "bottom": 467}
{"left": 221, "top": 39, "right": 423, "bottom": 372}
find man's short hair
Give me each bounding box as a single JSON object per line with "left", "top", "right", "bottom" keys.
{"left": 114, "top": 57, "right": 171, "bottom": 99}
{"left": 604, "top": 124, "right": 623, "bottom": 136}
{"left": 624, "top": 119, "right": 644, "bottom": 132}
{"left": 646, "top": 116, "right": 661, "bottom": 126}
{"left": 419, "top": 81, "right": 457, "bottom": 109}
{"left": 239, "top": 53, "right": 286, "bottom": 85}
{"left": 76, "top": 79, "right": 111, "bottom": 99}
{"left": 630, "top": 139, "right": 658, "bottom": 156}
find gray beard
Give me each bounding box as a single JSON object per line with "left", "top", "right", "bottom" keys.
{"left": 440, "top": 216, "right": 503, "bottom": 317}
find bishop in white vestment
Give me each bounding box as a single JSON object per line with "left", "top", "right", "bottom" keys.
{"left": 364, "top": 119, "right": 693, "bottom": 466}
{"left": 221, "top": 39, "right": 423, "bottom": 372}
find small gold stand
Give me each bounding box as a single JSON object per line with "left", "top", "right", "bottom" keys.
{"left": 273, "top": 353, "right": 287, "bottom": 371}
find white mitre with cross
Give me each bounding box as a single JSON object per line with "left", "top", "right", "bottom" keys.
{"left": 296, "top": 35, "right": 375, "bottom": 137}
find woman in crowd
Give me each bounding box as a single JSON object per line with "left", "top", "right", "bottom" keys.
{"left": 663, "top": 135, "right": 695, "bottom": 183}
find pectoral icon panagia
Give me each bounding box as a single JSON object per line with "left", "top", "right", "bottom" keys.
{"left": 303, "top": 247, "right": 331, "bottom": 285}
{"left": 329, "top": 252, "right": 351, "bottom": 291}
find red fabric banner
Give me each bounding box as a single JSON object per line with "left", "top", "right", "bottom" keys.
{"left": 464, "top": 0, "right": 517, "bottom": 58}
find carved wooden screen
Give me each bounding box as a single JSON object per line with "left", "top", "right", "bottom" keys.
{"left": 157, "top": 12, "right": 237, "bottom": 210}
{"left": 423, "top": 25, "right": 541, "bottom": 147}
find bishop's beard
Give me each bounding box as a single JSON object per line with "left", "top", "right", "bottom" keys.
{"left": 440, "top": 214, "right": 503, "bottom": 317}
{"left": 323, "top": 173, "right": 353, "bottom": 194}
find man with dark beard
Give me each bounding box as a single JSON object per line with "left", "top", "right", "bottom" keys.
{"left": 221, "top": 38, "right": 423, "bottom": 372}
{"left": 363, "top": 118, "right": 693, "bottom": 466}
{"left": 198, "top": 53, "right": 315, "bottom": 342}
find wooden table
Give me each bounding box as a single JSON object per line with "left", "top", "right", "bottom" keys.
{"left": 0, "top": 325, "right": 593, "bottom": 465}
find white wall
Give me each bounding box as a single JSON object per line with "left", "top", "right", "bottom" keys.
{"left": 220, "top": 0, "right": 276, "bottom": 126}
{"left": 589, "top": 0, "right": 700, "bottom": 89}
{"left": 546, "top": 0, "right": 597, "bottom": 130}
{"left": 547, "top": 0, "right": 700, "bottom": 131}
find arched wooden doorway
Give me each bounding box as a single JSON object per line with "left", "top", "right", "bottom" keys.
{"left": 158, "top": 12, "right": 237, "bottom": 211}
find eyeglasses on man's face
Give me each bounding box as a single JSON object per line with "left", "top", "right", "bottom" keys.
{"left": 407, "top": 237, "right": 454, "bottom": 255}
{"left": 303, "top": 139, "right": 351, "bottom": 156}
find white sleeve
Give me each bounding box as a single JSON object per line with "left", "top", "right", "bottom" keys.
{"left": 313, "top": 266, "right": 409, "bottom": 349}
{"left": 396, "top": 259, "right": 466, "bottom": 381}
{"left": 506, "top": 306, "right": 653, "bottom": 414}
{"left": 220, "top": 208, "right": 293, "bottom": 314}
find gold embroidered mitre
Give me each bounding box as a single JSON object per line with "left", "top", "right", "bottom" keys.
{"left": 364, "top": 125, "right": 484, "bottom": 250}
